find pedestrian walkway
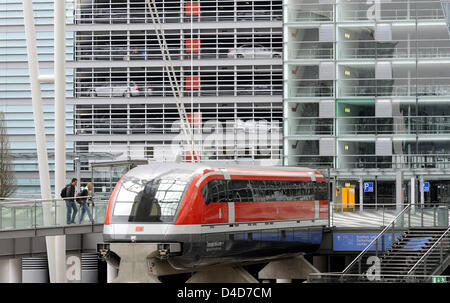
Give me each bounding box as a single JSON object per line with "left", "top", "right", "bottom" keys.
{"left": 0, "top": 196, "right": 108, "bottom": 231}
{"left": 331, "top": 204, "right": 449, "bottom": 228}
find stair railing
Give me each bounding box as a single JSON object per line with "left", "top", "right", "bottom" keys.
{"left": 342, "top": 204, "right": 412, "bottom": 277}
{"left": 407, "top": 226, "right": 450, "bottom": 281}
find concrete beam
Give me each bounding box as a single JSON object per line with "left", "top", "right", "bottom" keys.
{"left": 258, "top": 256, "right": 320, "bottom": 281}
{"left": 186, "top": 266, "right": 259, "bottom": 283}
{"left": 109, "top": 243, "right": 160, "bottom": 283}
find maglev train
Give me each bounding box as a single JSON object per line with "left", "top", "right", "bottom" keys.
{"left": 103, "top": 162, "right": 329, "bottom": 269}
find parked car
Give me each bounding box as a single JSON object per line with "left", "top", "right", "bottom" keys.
{"left": 94, "top": 8, "right": 128, "bottom": 23}
{"left": 91, "top": 46, "right": 128, "bottom": 61}
{"left": 237, "top": 84, "right": 272, "bottom": 95}
{"left": 227, "top": 44, "right": 282, "bottom": 59}
{"left": 237, "top": 10, "right": 282, "bottom": 21}
{"left": 87, "top": 81, "right": 141, "bottom": 97}
{"left": 127, "top": 47, "right": 163, "bottom": 60}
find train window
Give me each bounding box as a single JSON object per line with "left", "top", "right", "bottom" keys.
{"left": 314, "top": 181, "right": 328, "bottom": 200}
{"left": 249, "top": 180, "right": 266, "bottom": 202}
{"left": 125, "top": 172, "right": 190, "bottom": 222}
{"left": 202, "top": 179, "right": 228, "bottom": 204}
{"left": 113, "top": 202, "right": 134, "bottom": 216}
{"left": 202, "top": 179, "right": 327, "bottom": 204}
{"left": 227, "top": 180, "right": 253, "bottom": 202}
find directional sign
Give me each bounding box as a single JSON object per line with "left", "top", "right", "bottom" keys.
{"left": 364, "top": 182, "right": 374, "bottom": 193}
{"left": 423, "top": 182, "right": 430, "bottom": 192}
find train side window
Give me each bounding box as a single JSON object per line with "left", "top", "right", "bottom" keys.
{"left": 228, "top": 180, "right": 253, "bottom": 202}
{"left": 314, "top": 181, "right": 328, "bottom": 200}
{"left": 201, "top": 185, "right": 211, "bottom": 205}
{"left": 203, "top": 179, "right": 228, "bottom": 204}
{"left": 249, "top": 180, "right": 266, "bottom": 202}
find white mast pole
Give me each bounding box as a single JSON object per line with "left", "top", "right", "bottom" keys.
{"left": 22, "top": 0, "right": 67, "bottom": 283}
{"left": 53, "top": 0, "right": 67, "bottom": 283}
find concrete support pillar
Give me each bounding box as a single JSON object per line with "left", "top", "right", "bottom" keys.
{"left": 312, "top": 256, "right": 327, "bottom": 273}
{"left": 410, "top": 176, "right": 416, "bottom": 207}
{"left": 186, "top": 266, "right": 259, "bottom": 283}
{"left": 109, "top": 243, "right": 160, "bottom": 283}
{"left": 258, "top": 256, "right": 320, "bottom": 281}
{"left": 420, "top": 176, "right": 425, "bottom": 206}
{"left": 359, "top": 177, "right": 364, "bottom": 211}
{"left": 0, "top": 258, "right": 22, "bottom": 283}
{"left": 106, "top": 263, "right": 118, "bottom": 283}
{"left": 396, "top": 171, "right": 403, "bottom": 211}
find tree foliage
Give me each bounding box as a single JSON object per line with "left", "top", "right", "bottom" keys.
{"left": 0, "top": 112, "right": 16, "bottom": 198}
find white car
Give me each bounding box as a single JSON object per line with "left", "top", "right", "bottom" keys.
{"left": 227, "top": 44, "right": 282, "bottom": 59}
{"left": 88, "top": 81, "right": 141, "bottom": 97}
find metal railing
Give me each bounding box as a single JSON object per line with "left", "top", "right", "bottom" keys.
{"left": 407, "top": 226, "right": 450, "bottom": 279}
{"left": 0, "top": 196, "right": 108, "bottom": 231}
{"left": 75, "top": 1, "right": 282, "bottom": 24}
{"left": 308, "top": 272, "right": 450, "bottom": 283}
{"left": 287, "top": 154, "right": 450, "bottom": 171}
{"left": 340, "top": 41, "right": 450, "bottom": 60}
{"left": 329, "top": 203, "right": 450, "bottom": 281}
{"left": 329, "top": 202, "right": 400, "bottom": 228}
{"left": 287, "top": 0, "right": 446, "bottom": 23}
{"left": 289, "top": 116, "right": 450, "bottom": 136}
{"left": 75, "top": 45, "right": 283, "bottom": 62}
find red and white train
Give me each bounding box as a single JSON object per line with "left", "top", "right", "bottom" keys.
{"left": 103, "top": 163, "right": 329, "bottom": 269}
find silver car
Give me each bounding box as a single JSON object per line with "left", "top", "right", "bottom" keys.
{"left": 87, "top": 81, "right": 141, "bottom": 97}
{"left": 227, "top": 44, "right": 282, "bottom": 59}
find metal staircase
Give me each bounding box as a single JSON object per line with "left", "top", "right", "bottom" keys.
{"left": 380, "top": 227, "right": 449, "bottom": 282}
{"left": 308, "top": 204, "right": 450, "bottom": 282}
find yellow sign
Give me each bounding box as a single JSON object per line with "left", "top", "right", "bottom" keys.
{"left": 344, "top": 33, "right": 351, "bottom": 39}
{"left": 345, "top": 108, "right": 351, "bottom": 113}
{"left": 345, "top": 182, "right": 351, "bottom": 187}
{"left": 345, "top": 145, "right": 349, "bottom": 150}
{"left": 345, "top": 70, "right": 351, "bottom": 76}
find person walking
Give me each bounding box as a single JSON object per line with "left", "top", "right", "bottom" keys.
{"left": 77, "top": 182, "right": 94, "bottom": 224}
{"left": 63, "top": 178, "right": 78, "bottom": 224}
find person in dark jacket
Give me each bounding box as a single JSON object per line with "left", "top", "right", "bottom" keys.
{"left": 65, "top": 178, "right": 78, "bottom": 224}
{"left": 78, "top": 183, "right": 94, "bottom": 224}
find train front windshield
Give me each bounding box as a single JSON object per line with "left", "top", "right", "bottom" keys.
{"left": 112, "top": 172, "right": 191, "bottom": 223}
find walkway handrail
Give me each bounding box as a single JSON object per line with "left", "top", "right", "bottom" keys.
{"left": 342, "top": 204, "right": 412, "bottom": 275}
{"left": 407, "top": 226, "right": 450, "bottom": 276}
{"left": 0, "top": 196, "right": 95, "bottom": 206}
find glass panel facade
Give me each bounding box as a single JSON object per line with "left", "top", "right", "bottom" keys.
{"left": 0, "top": 1, "right": 74, "bottom": 195}
{"left": 285, "top": 0, "right": 450, "bottom": 204}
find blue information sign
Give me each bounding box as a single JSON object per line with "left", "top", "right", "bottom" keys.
{"left": 364, "top": 182, "right": 374, "bottom": 192}
{"left": 423, "top": 182, "right": 430, "bottom": 192}
{"left": 333, "top": 233, "right": 402, "bottom": 251}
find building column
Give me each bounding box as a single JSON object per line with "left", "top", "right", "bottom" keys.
{"left": 313, "top": 256, "right": 327, "bottom": 273}
{"left": 0, "top": 258, "right": 22, "bottom": 283}
{"left": 410, "top": 176, "right": 416, "bottom": 207}
{"left": 420, "top": 176, "right": 425, "bottom": 206}
{"left": 396, "top": 171, "right": 403, "bottom": 211}
{"left": 359, "top": 177, "right": 364, "bottom": 211}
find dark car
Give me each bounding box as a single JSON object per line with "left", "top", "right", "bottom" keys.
{"left": 94, "top": 8, "right": 128, "bottom": 24}
{"left": 237, "top": 84, "right": 272, "bottom": 95}
{"left": 237, "top": 9, "right": 282, "bottom": 21}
